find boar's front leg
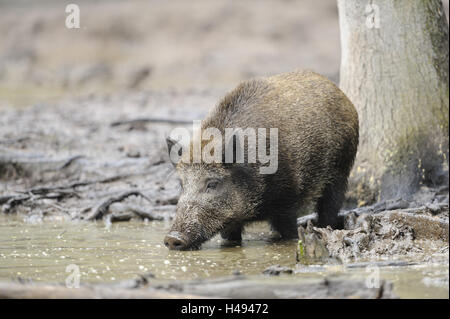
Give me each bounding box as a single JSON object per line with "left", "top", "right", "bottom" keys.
{"left": 220, "top": 224, "right": 243, "bottom": 246}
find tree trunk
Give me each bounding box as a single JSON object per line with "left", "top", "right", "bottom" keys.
{"left": 338, "top": 0, "right": 449, "bottom": 202}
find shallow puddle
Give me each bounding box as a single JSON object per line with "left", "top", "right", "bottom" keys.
{"left": 0, "top": 216, "right": 296, "bottom": 282}
{"left": 0, "top": 216, "right": 447, "bottom": 298}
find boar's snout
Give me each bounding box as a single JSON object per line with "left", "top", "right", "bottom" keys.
{"left": 164, "top": 231, "right": 188, "bottom": 250}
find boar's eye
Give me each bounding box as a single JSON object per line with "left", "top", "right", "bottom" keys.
{"left": 205, "top": 179, "right": 220, "bottom": 192}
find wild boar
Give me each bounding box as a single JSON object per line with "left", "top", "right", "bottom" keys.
{"left": 164, "top": 70, "right": 358, "bottom": 250}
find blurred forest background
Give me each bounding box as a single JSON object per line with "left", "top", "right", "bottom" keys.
{"left": 0, "top": 0, "right": 378, "bottom": 106}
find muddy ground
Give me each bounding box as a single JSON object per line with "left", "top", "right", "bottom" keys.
{"left": 1, "top": 87, "right": 448, "bottom": 298}
{"left": 0, "top": 0, "right": 449, "bottom": 298}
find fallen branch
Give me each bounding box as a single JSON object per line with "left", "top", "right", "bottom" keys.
{"left": 0, "top": 275, "right": 396, "bottom": 299}
{"left": 155, "top": 196, "right": 179, "bottom": 206}
{"left": 0, "top": 137, "right": 29, "bottom": 145}
{"left": 59, "top": 155, "right": 85, "bottom": 169}
{"left": 106, "top": 212, "right": 134, "bottom": 223}
{"left": 0, "top": 154, "right": 84, "bottom": 179}
{"left": 149, "top": 276, "right": 396, "bottom": 299}
{"left": 123, "top": 204, "right": 165, "bottom": 220}
{"left": 0, "top": 190, "right": 80, "bottom": 213}
{"left": 111, "top": 117, "right": 192, "bottom": 127}
{"left": 84, "top": 191, "right": 153, "bottom": 220}
{"left": 0, "top": 195, "right": 23, "bottom": 205}
{"left": 23, "top": 174, "right": 130, "bottom": 196}
{"left": 0, "top": 282, "right": 205, "bottom": 299}
{"left": 105, "top": 204, "right": 169, "bottom": 223}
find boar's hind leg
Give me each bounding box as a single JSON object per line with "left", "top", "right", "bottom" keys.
{"left": 316, "top": 178, "right": 346, "bottom": 229}
{"left": 269, "top": 211, "right": 299, "bottom": 239}
{"left": 220, "top": 224, "right": 243, "bottom": 244}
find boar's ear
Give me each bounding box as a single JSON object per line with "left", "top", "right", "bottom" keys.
{"left": 166, "top": 136, "right": 183, "bottom": 166}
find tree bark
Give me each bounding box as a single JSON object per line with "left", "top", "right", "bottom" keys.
{"left": 338, "top": 0, "right": 449, "bottom": 202}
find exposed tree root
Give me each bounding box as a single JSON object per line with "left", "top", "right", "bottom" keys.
{"left": 84, "top": 191, "right": 153, "bottom": 220}
{"left": 105, "top": 204, "right": 167, "bottom": 223}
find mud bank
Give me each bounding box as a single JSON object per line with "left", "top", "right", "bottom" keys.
{"left": 296, "top": 202, "right": 448, "bottom": 264}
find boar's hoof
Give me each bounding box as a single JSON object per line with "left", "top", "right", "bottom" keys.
{"left": 164, "top": 232, "right": 187, "bottom": 250}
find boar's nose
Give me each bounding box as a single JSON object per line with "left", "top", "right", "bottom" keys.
{"left": 164, "top": 232, "right": 187, "bottom": 250}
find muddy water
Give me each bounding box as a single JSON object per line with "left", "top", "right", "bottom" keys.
{"left": 0, "top": 216, "right": 448, "bottom": 298}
